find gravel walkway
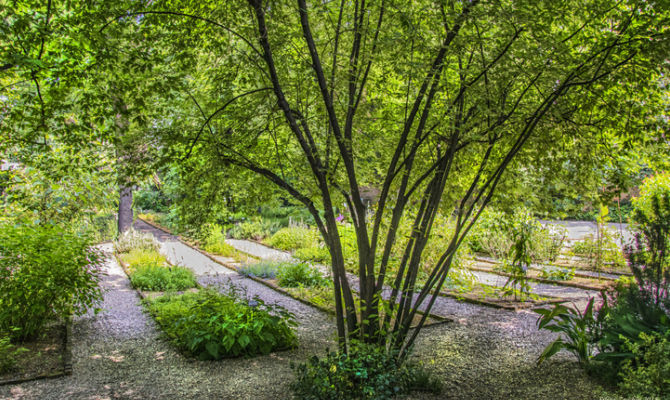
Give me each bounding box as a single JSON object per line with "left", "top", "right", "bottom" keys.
{"left": 1, "top": 223, "right": 613, "bottom": 399}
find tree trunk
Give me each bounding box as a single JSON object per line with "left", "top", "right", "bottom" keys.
{"left": 118, "top": 185, "right": 133, "bottom": 234}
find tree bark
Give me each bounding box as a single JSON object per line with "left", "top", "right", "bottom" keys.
{"left": 118, "top": 185, "right": 133, "bottom": 234}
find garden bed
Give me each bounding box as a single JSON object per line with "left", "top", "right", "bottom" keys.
{"left": 137, "top": 217, "right": 449, "bottom": 327}
{"left": 0, "top": 323, "right": 71, "bottom": 386}
{"left": 469, "top": 260, "right": 613, "bottom": 291}
{"left": 438, "top": 286, "right": 565, "bottom": 310}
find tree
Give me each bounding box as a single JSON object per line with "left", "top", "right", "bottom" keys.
{"left": 130, "top": 0, "right": 668, "bottom": 358}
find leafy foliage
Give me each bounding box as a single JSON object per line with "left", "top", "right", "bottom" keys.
{"left": 228, "top": 219, "right": 281, "bottom": 241}
{"left": 277, "top": 262, "right": 331, "bottom": 288}
{"left": 538, "top": 266, "right": 576, "bottom": 281}
{"left": 290, "top": 342, "right": 441, "bottom": 400}
{"left": 0, "top": 222, "right": 104, "bottom": 340}
{"left": 129, "top": 264, "right": 197, "bottom": 292}
{"left": 618, "top": 331, "right": 670, "bottom": 398}
{"left": 0, "top": 333, "right": 28, "bottom": 373}
{"left": 265, "top": 226, "right": 319, "bottom": 251}
{"left": 627, "top": 172, "right": 670, "bottom": 303}
{"left": 145, "top": 289, "right": 297, "bottom": 359}
{"left": 535, "top": 298, "right": 601, "bottom": 366}
{"left": 202, "top": 223, "right": 236, "bottom": 257}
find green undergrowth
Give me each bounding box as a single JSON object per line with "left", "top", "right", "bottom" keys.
{"left": 291, "top": 341, "right": 442, "bottom": 399}
{"left": 201, "top": 223, "right": 237, "bottom": 257}
{"left": 129, "top": 264, "right": 197, "bottom": 291}
{"left": 144, "top": 288, "right": 297, "bottom": 359}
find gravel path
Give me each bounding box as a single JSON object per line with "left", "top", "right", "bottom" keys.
{"left": 1, "top": 223, "right": 613, "bottom": 399}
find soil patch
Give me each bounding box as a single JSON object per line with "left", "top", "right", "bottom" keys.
{"left": 0, "top": 323, "right": 69, "bottom": 385}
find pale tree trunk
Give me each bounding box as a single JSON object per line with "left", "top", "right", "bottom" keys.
{"left": 118, "top": 185, "right": 133, "bottom": 234}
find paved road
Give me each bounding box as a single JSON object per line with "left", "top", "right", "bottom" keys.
{"left": 541, "top": 220, "right": 632, "bottom": 244}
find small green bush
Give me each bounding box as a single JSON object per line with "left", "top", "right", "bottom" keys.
{"left": 114, "top": 228, "right": 160, "bottom": 254}
{"left": 145, "top": 289, "right": 297, "bottom": 359}
{"left": 0, "top": 222, "right": 104, "bottom": 340}
{"left": 202, "top": 223, "right": 236, "bottom": 257}
{"left": 538, "top": 266, "right": 575, "bottom": 281}
{"left": 265, "top": 227, "right": 319, "bottom": 251}
{"left": 239, "top": 261, "right": 279, "bottom": 279}
{"left": 0, "top": 333, "right": 28, "bottom": 373}
{"left": 129, "top": 265, "right": 197, "bottom": 291}
{"left": 291, "top": 342, "right": 441, "bottom": 400}
{"left": 294, "top": 246, "right": 330, "bottom": 263}
{"left": 277, "top": 262, "right": 331, "bottom": 288}
{"left": 618, "top": 331, "right": 670, "bottom": 398}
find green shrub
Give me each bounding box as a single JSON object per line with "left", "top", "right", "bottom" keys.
{"left": 265, "top": 227, "right": 319, "bottom": 251}
{"left": 238, "top": 261, "right": 279, "bottom": 279}
{"left": 277, "top": 262, "right": 331, "bottom": 288}
{"left": 618, "top": 331, "right": 670, "bottom": 398}
{"left": 0, "top": 222, "right": 104, "bottom": 340}
{"left": 114, "top": 228, "right": 160, "bottom": 254}
{"left": 535, "top": 297, "right": 601, "bottom": 366}
{"left": 129, "top": 264, "right": 197, "bottom": 291}
{"left": 294, "top": 246, "right": 331, "bottom": 263}
{"left": 628, "top": 171, "right": 669, "bottom": 301}
{"left": 0, "top": 333, "right": 28, "bottom": 373}
{"left": 145, "top": 289, "right": 297, "bottom": 359}
{"left": 290, "top": 342, "right": 441, "bottom": 400}
{"left": 202, "top": 223, "right": 236, "bottom": 257}
{"left": 538, "top": 266, "right": 575, "bottom": 281}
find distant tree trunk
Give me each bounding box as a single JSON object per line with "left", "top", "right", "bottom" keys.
{"left": 118, "top": 185, "right": 133, "bottom": 233}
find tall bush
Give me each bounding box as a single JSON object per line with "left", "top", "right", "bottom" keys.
{"left": 0, "top": 222, "right": 104, "bottom": 340}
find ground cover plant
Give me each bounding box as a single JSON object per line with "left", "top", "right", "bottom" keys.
{"left": 129, "top": 264, "right": 197, "bottom": 292}
{"left": 291, "top": 341, "right": 441, "bottom": 400}
{"left": 145, "top": 288, "right": 297, "bottom": 359}
{"left": 0, "top": 222, "right": 104, "bottom": 341}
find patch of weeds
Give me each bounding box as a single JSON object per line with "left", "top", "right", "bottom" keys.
{"left": 238, "top": 260, "right": 279, "bottom": 279}
{"left": 145, "top": 288, "right": 297, "bottom": 359}
{"left": 129, "top": 264, "right": 197, "bottom": 291}
{"left": 0, "top": 333, "right": 28, "bottom": 373}
{"left": 114, "top": 228, "right": 159, "bottom": 254}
